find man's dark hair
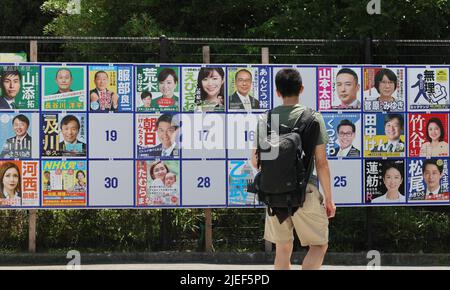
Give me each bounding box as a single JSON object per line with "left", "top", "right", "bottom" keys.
{"left": 60, "top": 115, "right": 80, "bottom": 130}
{"left": 374, "top": 68, "right": 397, "bottom": 93}
{"left": 275, "top": 68, "right": 303, "bottom": 98}
{"left": 336, "top": 68, "right": 358, "bottom": 84}
{"left": 0, "top": 67, "right": 21, "bottom": 93}
{"left": 422, "top": 159, "right": 444, "bottom": 175}
{"left": 156, "top": 114, "right": 178, "bottom": 128}
{"left": 12, "top": 114, "right": 30, "bottom": 127}
{"left": 337, "top": 119, "right": 356, "bottom": 133}
{"left": 141, "top": 91, "right": 152, "bottom": 100}
{"left": 426, "top": 118, "right": 445, "bottom": 142}
{"left": 384, "top": 114, "right": 404, "bottom": 129}
{"left": 157, "top": 68, "right": 178, "bottom": 83}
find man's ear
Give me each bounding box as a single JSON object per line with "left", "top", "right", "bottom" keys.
{"left": 299, "top": 85, "right": 304, "bottom": 95}
{"left": 276, "top": 90, "right": 282, "bottom": 98}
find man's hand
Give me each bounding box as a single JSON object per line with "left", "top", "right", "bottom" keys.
{"left": 325, "top": 200, "right": 336, "bottom": 219}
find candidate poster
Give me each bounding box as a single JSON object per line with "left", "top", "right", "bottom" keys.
{"left": 408, "top": 113, "right": 449, "bottom": 158}
{"left": 407, "top": 67, "right": 449, "bottom": 111}
{"left": 0, "top": 160, "right": 39, "bottom": 207}
{"left": 136, "top": 160, "right": 180, "bottom": 206}
{"left": 88, "top": 65, "right": 133, "bottom": 112}
{"left": 407, "top": 158, "right": 450, "bottom": 202}
{"left": 136, "top": 113, "right": 180, "bottom": 159}
{"left": 227, "top": 66, "right": 270, "bottom": 112}
{"left": 228, "top": 160, "right": 260, "bottom": 206}
{"left": 323, "top": 113, "right": 361, "bottom": 158}
{"left": 363, "top": 67, "right": 406, "bottom": 112}
{"left": 42, "top": 160, "right": 87, "bottom": 207}
{"left": 41, "top": 113, "right": 87, "bottom": 157}
{"left": 42, "top": 65, "right": 86, "bottom": 111}
{"left": 136, "top": 65, "right": 180, "bottom": 112}
{"left": 182, "top": 66, "right": 227, "bottom": 112}
{"left": 318, "top": 66, "right": 361, "bottom": 111}
{"left": 363, "top": 113, "right": 406, "bottom": 158}
{"left": 0, "top": 65, "right": 39, "bottom": 110}
{"left": 364, "top": 159, "right": 405, "bottom": 204}
{"left": 0, "top": 113, "right": 39, "bottom": 159}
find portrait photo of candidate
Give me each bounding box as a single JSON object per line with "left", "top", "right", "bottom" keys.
{"left": 372, "top": 114, "right": 404, "bottom": 153}
{"left": 54, "top": 68, "right": 73, "bottom": 94}
{"left": 229, "top": 69, "right": 260, "bottom": 111}
{"left": 420, "top": 159, "right": 445, "bottom": 199}
{"left": 0, "top": 162, "right": 21, "bottom": 206}
{"left": 0, "top": 114, "right": 32, "bottom": 158}
{"left": 90, "top": 70, "right": 118, "bottom": 112}
{"left": 419, "top": 117, "right": 449, "bottom": 158}
{"left": 196, "top": 67, "right": 225, "bottom": 112}
{"left": 151, "top": 68, "right": 179, "bottom": 111}
{"left": 374, "top": 68, "right": 398, "bottom": 104}
{"left": 59, "top": 115, "right": 86, "bottom": 156}
{"left": 330, "top": 119, "right": 360, "bottom": 157}
{"left": 139, "top": 91, "right": 152, "bottom": 110}
{"left": 72, "top": 170, "right": 87, "bottom": 192}
{"left": 335, "top": 68, "right": 361, "bottom": 109}
{"left": 153, "top": 114, "right": 179, "bottom": 157}
{"left": 372, "top": 161, "right": 405, "bottom": 203}
{"left": 0, "top": 68, "right": 21, "bottom": 110}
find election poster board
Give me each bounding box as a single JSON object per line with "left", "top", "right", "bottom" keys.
{"left": 1, "top": 62, "right": 450, "bottom": 209}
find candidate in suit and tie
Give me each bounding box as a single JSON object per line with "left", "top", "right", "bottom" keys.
{"left": 59, "top": 115, "right": 86, "bottom": 157}
{"left": 411, "top": 159, "right": 446, "bottom": 201}
{"left": 329, "top": 119, "right": 360, "bottom": 157}
{"left": 0, "top": 68, "right": 21, "bottom": 110}
{"left": 371, "top": 114, "right": 405, "bottom": 153}
{"left": 149, "top": 114, "right": 179, "bottom": 158}
{"left": 228, "top": 69, "right": 260, "bottom": 111}
{"left": 335, "top": 68, "right": 361, "bottom": 109}
{"left": 0, "top": 114, "right": 32, "bottom": 158}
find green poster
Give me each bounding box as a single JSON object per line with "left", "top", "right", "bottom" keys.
{"left": 42, "top": 66, "right": 86, "bottom": 111}
{"left": 0, "top": 65, "right": 40, "bottom": 110}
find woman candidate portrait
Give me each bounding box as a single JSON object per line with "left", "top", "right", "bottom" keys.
{"left": 196, "top": 67, "right": 225, "bottom": 112}
{"left": 419, "top": 117, "right": 449, "bottom": 158}
{"left": 372, "top": 161, "right": 405, "bottom": 203}
{"left": 0, "top": 162, "right": 21, "bottom": 206}
{"left": 151, "top": 68, "right": 179, "bottom": 111}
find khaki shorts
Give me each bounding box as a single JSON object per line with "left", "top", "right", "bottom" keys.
{"left": 264, "top": 184, "right": 329, "bottom": 247}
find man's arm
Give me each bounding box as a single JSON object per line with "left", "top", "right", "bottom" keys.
{"left": 314, "top": 144, "right": 336, "bottom": 218}
{"left": 251, "top": 148, "right": 259, "bottom": 170}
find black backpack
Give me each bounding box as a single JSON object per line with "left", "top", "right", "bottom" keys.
{"left": 252, "top": 107, "right": 319, "bottom": 215}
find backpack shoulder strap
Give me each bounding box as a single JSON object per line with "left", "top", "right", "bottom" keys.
{"left": 292, "top": 107, "right": 315, "bottom": 134}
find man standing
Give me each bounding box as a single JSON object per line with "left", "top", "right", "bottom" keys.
{"left": 229, "top": 69, "right": 260, "bottom": 111}
{"left": 252, "top": 68, "right": 335, "bottom": 270}
{"left": 330, "top": 119, "right": 360, "bottom": 157}
{"left": 0, "top": 68, "right": 21, "bottom": 110}
{"left": 335, "top": 68, "right": 361, "bottom": 109}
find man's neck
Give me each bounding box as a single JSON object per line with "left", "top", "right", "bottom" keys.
{"left": 282, "top": 96, "right": 299, "bottom": 106}
{"left": 428, "top": 185, "right": 439, "bottom": 193}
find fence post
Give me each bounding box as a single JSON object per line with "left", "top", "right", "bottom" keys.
{"left": 364, "top": 36, "right": 374, "bottom": 250}
{"left": 159, "top": 35, "right": 172, "bottom": 250}
{"left": 202, "top": 45, "right": 213, "bottom": 253}
{"left": 261, "top": 47, "right": 273, "bottom": 254}
{"left": 28, "top": 40, "right": 38, "bottom": 253}
{"left": 159, "top": 35, "right": 169, "bottom": 63}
